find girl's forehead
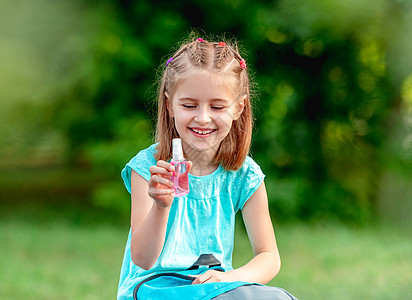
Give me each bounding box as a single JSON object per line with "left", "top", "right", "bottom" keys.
{"left": 174, "top": 70, "right": 238, "bottom": 100}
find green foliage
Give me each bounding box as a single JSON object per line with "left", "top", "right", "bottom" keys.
{"left": 1, "top": 0, "right": 412, "bottom": 223}
{"left": 85, "top": 115, "right": 152, "bottom": 213}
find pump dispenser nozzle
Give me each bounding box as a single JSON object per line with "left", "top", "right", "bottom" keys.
{"left": 172, "top": 138, "right": 184, "bottom": 161}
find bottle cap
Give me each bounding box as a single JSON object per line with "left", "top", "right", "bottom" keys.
{"left": 172, "top": 138, "right": 184, "bottom": 161}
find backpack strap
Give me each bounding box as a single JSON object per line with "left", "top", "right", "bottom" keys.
{"left": 133, "top": 254, "right": 224, "bottom": 300}
{"left": 187, "top": 254, "right": 221, "bottom": 270}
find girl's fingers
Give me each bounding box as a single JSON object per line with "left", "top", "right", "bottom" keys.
{"left": 148, "top": 187, "right": 174, "bottom": 196}
{"left": 157, "top": 160, "right": 175, "bottom": 173}
{"left": 191, "top": 271, "right": 213, "bottom": 285}
{"left": 149, "top": 166, "right": 173, "bottom": 177}
{"left": 191, "top": 270, "right": 227, "bottom": 285}
{"left": 148, "top": 173, "right": 175, "bottom": 203}
{"left": 150, "top": 174, "right": 174, "bottom": 188}
{"left": 146, "top": 160, "right": 178, "bottom": 206}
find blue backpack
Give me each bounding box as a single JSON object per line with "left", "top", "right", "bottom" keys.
{"left": 133, "top": 254, "right": 255, "bottom": 300}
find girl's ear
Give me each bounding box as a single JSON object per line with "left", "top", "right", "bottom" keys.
{"left": 165, "top": 92, "right": 174, "bottom": 117}
{"left": 233, "top": 95, "right": 246, "bottom": 120}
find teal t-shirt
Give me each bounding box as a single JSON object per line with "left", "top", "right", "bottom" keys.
{"left": 117, "top": 144, "right": 265, "bottom": 300}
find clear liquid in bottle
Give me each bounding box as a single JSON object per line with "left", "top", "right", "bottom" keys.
{"left": 171, "top": 138, "right": 189, "bottom": 197}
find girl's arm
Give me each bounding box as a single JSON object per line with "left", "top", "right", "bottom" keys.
{"left": 129, "top": 160, "right": 176, "bottom": 270}
{"left": 233, "top": 180, "right": 281, "bottom": 283}
{"left": 192, "top": 181, "right": 280, "bottom": 284}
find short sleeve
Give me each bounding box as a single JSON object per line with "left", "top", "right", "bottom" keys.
{"left": 236, "top": 156, "right": 265, "bottom": 211}
{"left": 121, "top": 144, "right": 158, "bottom": 194}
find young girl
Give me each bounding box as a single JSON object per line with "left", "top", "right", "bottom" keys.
{"left": 117, "top": 36, "right": 297, "bottom": 300}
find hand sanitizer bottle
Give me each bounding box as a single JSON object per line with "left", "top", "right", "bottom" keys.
{"left": 171, "top": 138, "right": 190, "bottom": 197}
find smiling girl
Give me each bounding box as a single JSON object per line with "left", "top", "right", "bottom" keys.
{"left": 117, "top": 36, "right": 298, "bottom": 300}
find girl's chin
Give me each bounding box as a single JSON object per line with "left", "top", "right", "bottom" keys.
{"left": 185, "top": 140, "right": 220, "bottom": 153}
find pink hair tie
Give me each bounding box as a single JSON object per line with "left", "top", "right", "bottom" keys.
{"left": 240, "top": 59, "right": 247, "bottom": 69}
{"left": 166, "top": 57, "right": 174, "bottom": 66}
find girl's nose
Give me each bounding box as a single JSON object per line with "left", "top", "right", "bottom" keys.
{"left": 194, "top": 107, "right": 212, "bottom": 124}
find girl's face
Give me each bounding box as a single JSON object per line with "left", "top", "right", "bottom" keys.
{"left": 167, "top": 71, "right": 245, "bottom": 161}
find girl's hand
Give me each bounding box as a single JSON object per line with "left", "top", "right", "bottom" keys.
{"left": 148, "top": 160, "right": 193, "bottom": 208}
{"left": 148, "top": 160, "right": 175, "bottom": 208}
{"left": 191, "top": 270, "right": 238, "bottom": 285}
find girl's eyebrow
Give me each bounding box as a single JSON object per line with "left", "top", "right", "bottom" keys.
{"left": 178, "top": 97, "right": 230, "bottom": 103}
{"left": 178, "top": 97, "right": 197, "bottom": 102}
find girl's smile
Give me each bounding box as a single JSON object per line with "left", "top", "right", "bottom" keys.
{"left": 189, "top": 127, "right": 217, "bottom": 137}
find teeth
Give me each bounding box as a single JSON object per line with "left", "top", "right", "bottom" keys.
{"left": 192, "top": 128, "right": 214, "bottom": 135}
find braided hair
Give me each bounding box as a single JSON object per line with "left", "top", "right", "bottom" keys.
{"left": 155, "top": 37, "right": 253, "bottom": 171}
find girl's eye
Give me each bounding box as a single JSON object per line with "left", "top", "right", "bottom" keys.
{"left": 182, "top": 104, "right": 196, "bottom": 109}
{"left": 181, "top": 104, "right": 224, "bottom": 110}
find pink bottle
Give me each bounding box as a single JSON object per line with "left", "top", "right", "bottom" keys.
{"left": 170, "top": 138, "right": 190, "bottom": 197}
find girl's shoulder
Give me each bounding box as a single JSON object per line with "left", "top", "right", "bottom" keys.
{"left": 132, "top": 143, "right": 158, "bottom": 162}
{"left": 121, "top": 143, "right": 158, "bottom": 193}
{"left": 221, "top": 156, "right": 265, "bottom": 192}
{"left": 225, "top": 156, "right": 265, "bottom": 211}
{"left": 243, "top": 155, "right": 262, "bottom": 171}
{"left": 127, "top": 143, "right": 158, "bottom": 169}
{"left": 230, "top": 155, "right": 264, "bottom": 178}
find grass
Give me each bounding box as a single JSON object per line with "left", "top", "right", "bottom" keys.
{"left": 233, "top": 222, "right": 412, "bottom": 299}
{"left": 0, "top": 205, "right": 411, "bottom": 299}
{"left": 0, "top": 220, "right": 126, "bottom": 300}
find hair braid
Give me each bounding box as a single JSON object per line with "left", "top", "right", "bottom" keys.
{"left": 155, "top": 35, "right": 253, "bottom": 170}
{"left": 185, "top": 40, "right": 204, "bottom": 67}
{"left": 215, "top": 43, "right": 228, "bottom": 68}
{"left": 173, "top": 43, "right": 190, "bottom": 61}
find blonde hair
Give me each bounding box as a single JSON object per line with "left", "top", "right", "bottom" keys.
{"left": 154, "top": 35, "right": 253, "bottom": 171}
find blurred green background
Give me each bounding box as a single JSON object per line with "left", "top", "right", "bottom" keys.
{"left": 1, "top": 0, "right": 411, "bottom": 299}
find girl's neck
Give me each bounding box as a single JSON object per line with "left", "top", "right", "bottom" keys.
{"left": 186, "top": 151, "right": 218, "bottom": 176}
{"left": 190, "top": 161, "right": 219, "bottom": 176}
{"left": 182, "top": 142, "right": 220, "bottom": 176}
